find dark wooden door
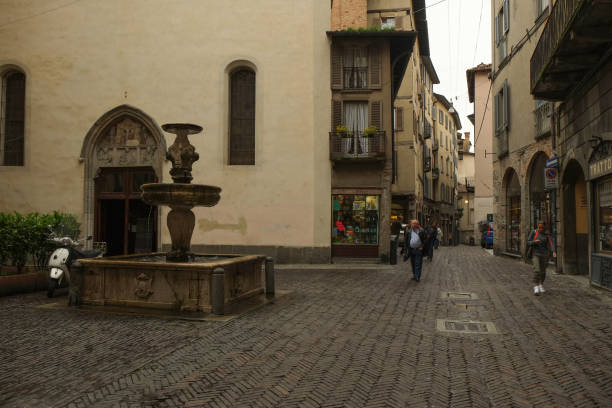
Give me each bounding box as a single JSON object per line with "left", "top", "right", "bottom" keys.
{"left": 94, "top": 167, "right": 157, "bottom": 256}
{"left": 229, "top": 69, "right": 255, "bottom": 165}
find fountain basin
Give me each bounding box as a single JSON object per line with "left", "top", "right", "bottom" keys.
{"left": 141, "top": 183, "right": 221, "bottom": 208}
{"left": 73, "top": 253, "right": 265, "bottom": 313}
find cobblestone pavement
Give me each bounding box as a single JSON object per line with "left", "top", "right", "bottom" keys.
{"left": 1, "top": 246, "right": 612, "bottom": 408}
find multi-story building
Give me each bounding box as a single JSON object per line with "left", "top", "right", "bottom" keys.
{"left": 530, "top": 0, "right": 612, "bottom": 289}
{"left": 329, "top": 0, "right": 417, "bottom": 261}
{"left": 466, "top": 63, "right": 494, "bottom": 234}
{"left": 490, "top": 0, "right": 555, "bottom": 257}
{"left": 391, "top": 0, "right": 439, "bottom": 227}
{"left": 0, "top": 1, "right": 334, "bottom": 263}
{"left": 431, "top": 93, "right": 460, "bottom": 243}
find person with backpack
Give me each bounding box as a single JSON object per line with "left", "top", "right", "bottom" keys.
{"left": 526, "top": 221, "right": 556, "bottom": 296}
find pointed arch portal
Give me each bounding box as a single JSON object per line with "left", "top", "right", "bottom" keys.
{"left": 81, "top": 105, "right": 166, "bottom": 255}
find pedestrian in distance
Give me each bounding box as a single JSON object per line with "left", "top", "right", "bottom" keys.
{"left": 435, "top": 223, "right": 443, "bottom": 248}
{"left": 424, "top": 222, "right": 437, "bottom": 262}
{"left": 526, "top": 221, "right": 556, "bottom": 296}
{"left": 404, "top": 219, "right": 426, "bottom": 281}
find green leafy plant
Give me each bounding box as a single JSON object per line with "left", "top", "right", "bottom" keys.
{"left": 336, "top": 125, "right": 354, "bottom": 138}
{"left": 362, "top": 125, "right": 378, "bottom": 137}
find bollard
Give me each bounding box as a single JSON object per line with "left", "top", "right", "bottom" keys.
{"left": 211, "top": 267, "right": 225, "bottom": 315}
{"left": 265, "top": 257, "right": 275, "bottom": 297}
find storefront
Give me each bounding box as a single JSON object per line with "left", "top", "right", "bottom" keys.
{"left": 506, "top": 169, "right": 521, "bottom": 254}
{"left": 590, "top": 156, "right": 612, "bottom": 289}
{"left": 332, "top": 194, "right": 380, "bottom": 257}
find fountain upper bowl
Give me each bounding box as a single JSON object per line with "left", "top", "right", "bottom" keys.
{"left": 141, "top": 183, "right": 221, "bottom": 208}
{"left": 161, "top": 123, "right": 203, "bottom": 135}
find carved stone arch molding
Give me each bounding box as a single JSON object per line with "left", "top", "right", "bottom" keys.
{"left": 80, "top": 105, "right": 167, "bottom": 241}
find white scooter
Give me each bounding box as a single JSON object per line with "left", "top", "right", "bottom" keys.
{"left": 47, "top": 234, "right": 103, "bottom": 298}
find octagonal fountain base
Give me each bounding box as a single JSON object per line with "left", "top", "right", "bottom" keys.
{"left": 73, "top": 253, "right": 268, "bottom": 314}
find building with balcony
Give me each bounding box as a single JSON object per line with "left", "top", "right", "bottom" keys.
{"left": 530, "top": 0, "right": 612, "bottom": 289}
{"left": 466, "top": 63, "right": 495, "bottom": 241}
{"left": 490, "top": 0, "right": 555, "bottom": 258}
{"left": 329, "top": 0, "right": 417, "bottom": 260}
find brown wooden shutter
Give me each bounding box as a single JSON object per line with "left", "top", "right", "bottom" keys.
{"left": 3, "top": 71, "right": 25, "bottom": 166}
{"left": 332, "top": 100, "right": 342, "bottom": 130}
{"left": 331, "top": 45, "right": 343, "bottom": 90}
{"left": 503, "top": 80, "right": 510, "bottom": 130}
{"left": 368, "top": 45, "right": 382, "bottom": 89}
{"left": 229, "top": 69, "right": 255, "bottom": 165}
{"left": 370, "top": 100, "right": 382, "bottom": 129}
{"left": 396, "top": 107, "right": 404, "bottom": 131}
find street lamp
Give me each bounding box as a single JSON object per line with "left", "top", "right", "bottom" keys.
{"left": 464, "top": 199, "right": 470, "bottom": 224}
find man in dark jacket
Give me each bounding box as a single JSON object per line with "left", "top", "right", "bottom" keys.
{"left": 405, "top": 219, "right": 426, "bottom": 281}
{"left": 424, "top": 222, "right": 438, "bottom": 261}
{"left": 527, "top": 221, "right": 556, "bottom": 296}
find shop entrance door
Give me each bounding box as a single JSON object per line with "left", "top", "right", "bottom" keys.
{"left": 95, "top": 167, "right": 157, "bottom": 256}
{"left": 331, "top": 194, "right": 380, "bottom": 258}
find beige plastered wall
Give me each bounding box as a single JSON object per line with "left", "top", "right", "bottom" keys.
{"left": 0, "top": 0, "right": 331, "bottom": 251}
{"left": 473, "top": 70, "right": 494, "bottom": 229}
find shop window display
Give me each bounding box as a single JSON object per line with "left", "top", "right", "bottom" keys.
{"left": 332, "top": 195, "right": 379, "bottom": 245}
{"left": 597, "top": 179, "right": 612, "bottom": 252}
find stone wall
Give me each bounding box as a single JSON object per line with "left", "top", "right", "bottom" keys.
{"left": 331, "top": 0, "right": 367, "bottom": 30}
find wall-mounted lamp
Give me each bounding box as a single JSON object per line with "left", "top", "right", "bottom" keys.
{"left": 590, "top": 135, "right": 603, "bottom": 149}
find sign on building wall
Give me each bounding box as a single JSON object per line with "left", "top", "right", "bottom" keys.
{"left": 590, "top": 156, "right": 612, "bottom": 180}
{"left": 545, "top": 167, "right": 558, "bottom": 190}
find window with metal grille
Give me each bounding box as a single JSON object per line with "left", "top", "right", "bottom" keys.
{"left": 1, "top": 70, "right": 25, "bottom": 166}
{"left": 229, "top": 68, "right": 255, "bottom": 165}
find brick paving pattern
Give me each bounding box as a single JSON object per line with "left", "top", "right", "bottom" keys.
{"left": 1, "top": 246, "right": 611, "bottom": 407}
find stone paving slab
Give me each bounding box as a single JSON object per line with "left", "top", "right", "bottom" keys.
{"left": 1, "top": 246, "right": 611, "bottom": 407}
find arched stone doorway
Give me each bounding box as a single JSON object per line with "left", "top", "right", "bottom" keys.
{"left": 562, "top": 160, "right": 588, "bottom": 275}
{"left": 504, "top": 168, "right": 521, "bottom": 253}
{"left": 80, "top": 105, "right": 166, "bottom": 255}
{"left": 528, "top": 152, "right": 552, "bottom": 231}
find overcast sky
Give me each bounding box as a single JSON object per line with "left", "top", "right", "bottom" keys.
{"left": 424, "top": 0, "right": 492, "bottom": 148}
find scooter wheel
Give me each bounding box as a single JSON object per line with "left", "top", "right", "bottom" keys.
{"left": 47, "top": 279, "right": 57, "bottom": 298}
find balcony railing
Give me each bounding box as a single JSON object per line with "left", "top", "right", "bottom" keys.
{"left": 529, "top": 0, "right": 611, "bottom": 99}
{"left": 535, "top": 102, "right": 552, "bottom": 138}
{"left": 343, "top": 67, "right": 368, "bottom": 89}
{"left": 330, "top": 131, "right": 385, "bottom": 161}
{"left": 424, "top": 156, "right": 431, "bottom": 172}
{"left": 424, "top": 121, "right": 432, "bottom": 139}
{"left": 432, "top": 168, "right": 439, "bottom": 179}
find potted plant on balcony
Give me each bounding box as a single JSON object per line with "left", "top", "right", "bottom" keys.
{"left": 336, "top": 125, "right": 353, "bottom": 153}
{"left": 360, "top": 125, "right": 378, "bottom": 154}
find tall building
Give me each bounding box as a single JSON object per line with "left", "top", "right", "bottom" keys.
{"left": 466, "top": 63, "right": 494, "bottom": 235}
{"left": 490, "top": 0, "right": 555, "bottom": 257}
{"left": 530, "top": 0, "right": 612, "bottom": 289}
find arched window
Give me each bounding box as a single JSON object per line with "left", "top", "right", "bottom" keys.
{"left": 1, "top": 69, "right": 26, "bottom": 166}
{"left": 229, "top": 68, "right": 255, "bottom": 165}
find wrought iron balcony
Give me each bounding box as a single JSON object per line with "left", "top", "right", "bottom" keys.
{"left": 424, "top": 156, "right": 431, "bottom": 172}
{"left": 432, "top": 167, "right": 440, "bottom": 179}
{"left": 329, "top": 131, "right": 386, "bottom": 161}
{"left": 535, "top": 102, "right": 552, "bottom": 138}
{"left": 531, "top": 0, "right": 612, "bottom": 100}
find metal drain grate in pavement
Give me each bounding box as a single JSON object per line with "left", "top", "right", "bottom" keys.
{"left": 436, "top": 319, "right": 498, "bottom": 334}
{"left": 441, "top": 291, "right": 479, "bottom": 300}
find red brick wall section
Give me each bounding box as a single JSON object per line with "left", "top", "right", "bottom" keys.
{"left": 331, "top": 0, "right": 367, "bottom": 30}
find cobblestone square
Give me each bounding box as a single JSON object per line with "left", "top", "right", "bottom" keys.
{"left": 1, "top": 246, "right": 611, "bottom": 407}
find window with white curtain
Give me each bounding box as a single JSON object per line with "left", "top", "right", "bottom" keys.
{"left": 344, "top": 102, "right": 368, "bottom": 135}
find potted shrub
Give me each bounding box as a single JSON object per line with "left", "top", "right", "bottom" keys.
{"left": 336, "top": 125, "right": 354, "bottom": 153}
{"left": 360, "top": 125, "right": 378, "bottom": 154}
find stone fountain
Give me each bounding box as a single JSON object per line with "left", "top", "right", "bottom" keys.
{"left": 73, "top": 124, "right": 271, "bottom": 315}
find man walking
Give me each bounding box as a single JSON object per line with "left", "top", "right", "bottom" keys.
{"left": 424, "top": 222, "right": 438, "bottom": 261}
{"left": 405, "top": 219, "right": 426, "bottom": 281}
{"left": 527, "top": 221, "right": 556, "bottom": 296}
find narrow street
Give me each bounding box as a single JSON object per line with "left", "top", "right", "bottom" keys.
{"left": 1, "top": 246, "right": 611, "bottom": 407}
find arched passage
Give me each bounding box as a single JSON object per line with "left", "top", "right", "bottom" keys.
{"left": 81, "top": 105, "right": 166, "bottom": 255}
{"left": 562, "top": 160, "right": 588, "bottom": 275}
{"left": 528, "top": 152, "right": 551, "bottom": 231}
{"left": 504, "top": 168, "right": 521, "bottom": 253}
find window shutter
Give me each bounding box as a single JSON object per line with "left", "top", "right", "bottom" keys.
{"left": 503, "top": 80, "right": 510, "bottom": 130}
{"left": 396, "top": 107, "right": 403, "bottom": 131}
{"left": 503, "top": 0, "right": 509, "bottom": 34}
{"left": 332, "top": 100, "right": 342, "bottom": 130}
{"left": 494, "top": 13, "right": 499, "bottom": 45}
{"left": 331, "top": 45, "right": 343, "bottom": 90}
{"left": 3, "top": 71, "right": 26, "bottom": 166}
{"left": 370, "top": 100, "right": 382, "bottom": 129}
{"left": 494, "top": 91, "right": 499, "bottom": 135}
{"left": 368, "top": 45, "right": 382, "bottom": 89}
{"left": 229, "top": 69, "right": 256, "bottom": 165}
